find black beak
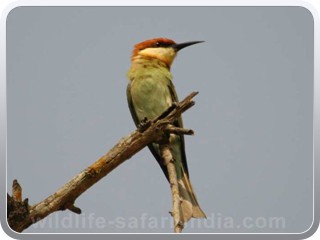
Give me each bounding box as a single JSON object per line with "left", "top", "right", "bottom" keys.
{"left": 173, "top": 41, "right": 204, "bottom": 51}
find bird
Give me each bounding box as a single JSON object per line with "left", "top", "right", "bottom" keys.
{"left": 126, "top": 38, "right": 206, "bottom": 223}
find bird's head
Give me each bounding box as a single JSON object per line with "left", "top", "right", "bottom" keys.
{"left": 131, "top": 38, "right": 204, "bottom": 67}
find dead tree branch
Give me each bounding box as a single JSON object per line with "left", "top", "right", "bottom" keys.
{"left": 160, "top": 144, "right": 184, "bottom": 233}
{"left": 7, "top": 91, "right": 198, "bottom": 233}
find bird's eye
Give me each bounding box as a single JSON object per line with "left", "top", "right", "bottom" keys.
{"left": 155, "top": 42, "right": 161, "bottom": 47}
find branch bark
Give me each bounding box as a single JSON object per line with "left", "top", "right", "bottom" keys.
{"left": 160, "top": 144, "right": 184, "bottom": 233}
{"left": 7, "top": 91, "right": 198, "bottom": 233}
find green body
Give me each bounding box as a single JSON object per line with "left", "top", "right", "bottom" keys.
{"left": 127, "top": 58, "right": 188, "bottom": 181}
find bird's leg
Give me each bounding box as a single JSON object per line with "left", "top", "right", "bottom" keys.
{"left": 138, "top": 117, "right": 151, "bottom": 132}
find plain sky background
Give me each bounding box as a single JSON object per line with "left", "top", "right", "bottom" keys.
{"left": 6, "top": 7, "right": 314, "bottom": 233}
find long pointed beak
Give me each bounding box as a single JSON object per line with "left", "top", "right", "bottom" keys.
{"left": 173, "top": 41, "right": 204, "bottom": 51}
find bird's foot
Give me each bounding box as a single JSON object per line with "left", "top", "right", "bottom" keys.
{"left": 138, "top": 117, "right": 151, "bottom": 132}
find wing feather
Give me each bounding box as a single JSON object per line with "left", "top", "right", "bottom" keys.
{"left": 126, "top": 79, "right": 189, "bottom": 180}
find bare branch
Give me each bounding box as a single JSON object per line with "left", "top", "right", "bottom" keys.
{"left": 7, "top": 91, "right": 198, "bottom": 233}
{"left": 160, "top": 144, "right": 184, "bottom": 233}
{"left": 7, "top": 180, "right": 30, "bottom": 230}
{"left": 12, "top": 179, "right": 22, "bottom": 202}
{"left": 165, "top": 125, "right": 194, "bottom": 136}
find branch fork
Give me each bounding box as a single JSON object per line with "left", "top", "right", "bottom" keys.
{"left": 7, "top": 91, "right": 199, "bottom": 233}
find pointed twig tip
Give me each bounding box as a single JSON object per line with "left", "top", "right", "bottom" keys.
{"left": 66, "top": 203, "right": 82, "bottom": 214}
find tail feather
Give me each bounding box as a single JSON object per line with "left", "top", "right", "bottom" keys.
{"left": 178, "top": 167, "right": 206, "bottom": 223}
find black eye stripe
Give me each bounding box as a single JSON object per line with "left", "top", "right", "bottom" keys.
{"left": 153, "top": 41, "right": 172, "bottom": 48}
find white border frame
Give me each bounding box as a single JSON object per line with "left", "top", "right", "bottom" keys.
{"left": 0, "top": 1, "right": 319, "bottom": 239}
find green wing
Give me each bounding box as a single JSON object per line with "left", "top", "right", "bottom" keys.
{"left": 126, "top": 83, "right": 140, "bottom": 127}
{"left": 126, "top": 81, "right": 189, "bottom": 180}
{"left": 166, "top": 80, "right": 189, "bottom": 177}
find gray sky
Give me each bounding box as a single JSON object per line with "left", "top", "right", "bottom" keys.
{"left": 7, "top": 6, "right": 313, "bottom": 233}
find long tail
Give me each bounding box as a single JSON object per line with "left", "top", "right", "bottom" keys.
{"left": 147, "top": 140, "right": 206, "bottom": 223}
{"left": 177, "top": 165, "right": 206, "bottom": 223}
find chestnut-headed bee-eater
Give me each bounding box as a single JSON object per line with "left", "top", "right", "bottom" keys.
{"left": 126, "top": 38, "right": 206, "bottom": 222}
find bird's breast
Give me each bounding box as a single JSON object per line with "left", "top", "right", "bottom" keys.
{"left": 129, "top": 74, "right": 173, "bottom": 121}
